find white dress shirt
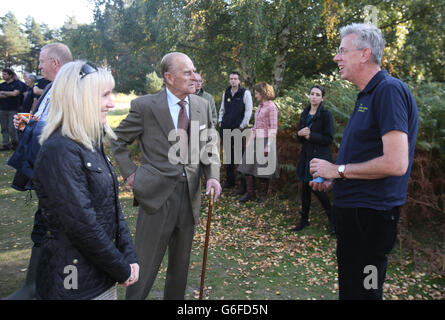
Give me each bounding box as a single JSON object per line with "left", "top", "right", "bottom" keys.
{"left": 166, "top": 87, "right": 190, "bottom": 129}
{"left": 33, "top": 88, "right": 51, "bottom": 121}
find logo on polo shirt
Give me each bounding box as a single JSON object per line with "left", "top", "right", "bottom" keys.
{"left": 358, "top": 103, "right": 369, "bottom": 113}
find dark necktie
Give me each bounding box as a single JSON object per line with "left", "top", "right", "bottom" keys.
{"left": 177, "top": 100, "right": 189, "bottom": 132}
{"left": 177, "top": 100, "right": 189, "bottom": 161}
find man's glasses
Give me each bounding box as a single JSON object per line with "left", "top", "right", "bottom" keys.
{"left": 336, "top": 47, "right": 364, "bottom": 56}
{"left": 39, "top": 57, "right": 54, "bottom": 65}
{"left": 79, "top": 62, "right": 98, "bottom": 79}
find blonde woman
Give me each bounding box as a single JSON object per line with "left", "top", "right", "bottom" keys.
{"left": 33, "top": 61, "right": 139, "bottom": 300}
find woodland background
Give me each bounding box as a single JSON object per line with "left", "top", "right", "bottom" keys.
{"left": 1, "top": 0, "right": 444, "bottom": 273}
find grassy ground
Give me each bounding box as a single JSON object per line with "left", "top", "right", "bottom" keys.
{"left": 0, "top": 110, "right": 444, "bottom": 300}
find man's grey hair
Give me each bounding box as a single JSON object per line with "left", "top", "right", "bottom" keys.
{"left": 25, "top": 72, "right": 37, "bottom": 82}
{"left": 41, "top": 43, "right": 73, "bottom": 65}
{"left": 160, "top": 52, "right": 189, "bottom": 81}
{"left": 340, "top": 23, "right": 386, "bottom": 66}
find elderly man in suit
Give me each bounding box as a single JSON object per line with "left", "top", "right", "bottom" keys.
{"left": 110, "top": 52, "right": 221, "bottom": 300}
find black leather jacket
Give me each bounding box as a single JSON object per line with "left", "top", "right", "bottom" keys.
{"left": 33, "top": 129, "right": 137, "bottom": 299}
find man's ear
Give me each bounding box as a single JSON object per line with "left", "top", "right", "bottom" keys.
{"left": 53, "top": 58, "right": 61, "bottom": 72}
{"left": 361, "top": 47, "right": 372, "bottom": 63}
{"left": 164, "top": 72, "right": 172, "bottom": 86}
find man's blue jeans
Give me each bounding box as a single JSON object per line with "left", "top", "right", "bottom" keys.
{"left": 333, "top": 206, "right": 400, "bottom": 300}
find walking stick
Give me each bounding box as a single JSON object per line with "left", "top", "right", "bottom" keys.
{"left": 199, "top": 188, "right": 214, "bottom": 300}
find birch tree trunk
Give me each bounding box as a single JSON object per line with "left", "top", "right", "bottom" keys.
{"left": 272, "top": 24, "right": 290, "bottom": 96}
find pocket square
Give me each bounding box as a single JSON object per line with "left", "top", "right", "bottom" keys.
{"left": 199, "top": 124, "right": 207, "bottom": 130}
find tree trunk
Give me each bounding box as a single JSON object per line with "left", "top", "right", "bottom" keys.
{"left": 272, "top": 25, "right": 290, "bottom": 96}
{"left": 240, "top": 56, "right": 255, "bottom": 91}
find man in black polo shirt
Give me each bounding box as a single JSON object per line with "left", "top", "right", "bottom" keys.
{"left": 31, "top": 77, "right": 52, "bottom": 110}
{"left": 218, "top": 72, "right": 253, "bottom": 191}
{"left": 309, "top": 23, "right": 418, "bottom": 300}
{"left": 0, "top": 69, "right": 21, "bottom": 150}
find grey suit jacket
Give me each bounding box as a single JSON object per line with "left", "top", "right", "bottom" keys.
{"left": 110, "top": 89, "right": 220, "bottom": 223}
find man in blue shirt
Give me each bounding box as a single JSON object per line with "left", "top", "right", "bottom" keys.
{"left": 309, "top": 23, "right": 418, "bottom": 300}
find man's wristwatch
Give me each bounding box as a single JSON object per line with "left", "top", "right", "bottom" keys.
{"left": 338, "top": 164, "right": 346, "bottom": 179}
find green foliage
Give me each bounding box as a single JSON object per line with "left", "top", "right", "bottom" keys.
{"left": 0, "top": 12, "right": 30, "bottom": 68}
{"left": 276, "top": 74, "right": 358, "bottom": 148}
{"left": 0, "top": 12, "right": 58, "bottom": 75}
{"left": 61, "top": 24, "right": 103, "bottom": 62}
{"left": 23, "top": 17, "right": 46, "bottom": 73}
{"left": 1, "top": 1, "right": 444, "bottom": 94}
{"left": 146, "top": 71, "right": 163, "bottom": 94}
{"left": 276, "top": 75, "right": 445, "bottom": 154}
{"left": 58, "top": 0, "right": 161, "bottom": 93}
{"left": 411, "top": 82, "right": 445, "bottom": 153}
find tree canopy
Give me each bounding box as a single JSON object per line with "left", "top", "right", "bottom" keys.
{"left": 0, "top": 0, "right": 443, "bottom": 93}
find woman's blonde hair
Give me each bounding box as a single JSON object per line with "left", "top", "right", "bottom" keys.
{"left": 40, "top": 61, "right": 116, "bottom": 150}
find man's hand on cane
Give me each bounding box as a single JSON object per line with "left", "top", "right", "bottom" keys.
{"left": 126, "top": 172, "right": 136, "bottom": 188}
{"left": 206, "top": 178, "right": 221, "bottom": 202}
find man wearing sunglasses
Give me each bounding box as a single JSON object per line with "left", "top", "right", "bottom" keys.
{"left": 6, "top": 43, "right": 73, "bottom": 300}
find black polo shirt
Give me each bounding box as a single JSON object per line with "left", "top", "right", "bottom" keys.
{"left": 22, "top": 87, "right": 34, "bottom": 113}
{"left": 34, "top": 78, "right": 51, "bottom": 98}
{"left": 0, "top": 80, "right": 22, "bottom": 111}
{"left": 334, "top": 70, "right": 418, "bottom": 210}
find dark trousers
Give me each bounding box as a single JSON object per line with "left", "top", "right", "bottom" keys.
{"left": 126, "top": 177, "right": 195, "bottom": 300}
{"left": 220, "top": 127, "right": 246, "bottom": 186}
{"left": 301, "top": 181, "right": 331, "bottom": 217}
{"left": 0, "top": 110, "right": 18, "bottom": 147}
{"left": 31, "top": 205, "right": 47, "bottom": 247}
{"left": 334, "top": 206, "right": 400, "bottom": 300}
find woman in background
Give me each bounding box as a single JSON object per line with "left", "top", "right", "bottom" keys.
{"left": 292, "top": 85, "right": 335, "bottom": 234}
{"left": 238, "top": 82, "right": 279, "bottom": 203}
{"left": 33, "top": 61, "right": 139, "bottom": 299}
